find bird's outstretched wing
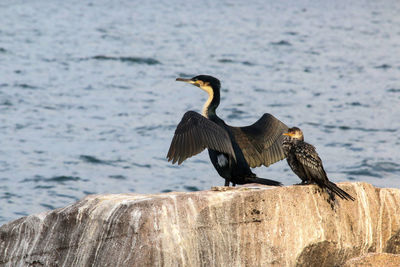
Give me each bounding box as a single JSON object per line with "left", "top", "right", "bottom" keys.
{"left": 229, "top": 113, "right": 288, "bottom": 167}
{"left": 167, "top": 111, "right": 236, "bottom": 164}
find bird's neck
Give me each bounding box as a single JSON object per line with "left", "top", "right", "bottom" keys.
{"left": 292, "top": 138, "right": 303, "bottom": 145}
{"left": 202, "top": 87, "right": 220, "bottom": 118}
{"left": 283, "top": 137, "right": 302, "bottom": 149}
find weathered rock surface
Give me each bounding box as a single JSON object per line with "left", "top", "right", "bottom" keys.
{"left": 1, "top": 182, "right": 400, "bottom": 266}
{"left": 344, "top": 253, "right": 400, "bottom": 266}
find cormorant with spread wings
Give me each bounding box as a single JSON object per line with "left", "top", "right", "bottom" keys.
{"left": 167, "top": 75, "right": 288, "bottom": 186}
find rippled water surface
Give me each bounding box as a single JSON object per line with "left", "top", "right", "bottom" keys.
{"left": 1, "top": 0, "right": 399, "bottom": 224}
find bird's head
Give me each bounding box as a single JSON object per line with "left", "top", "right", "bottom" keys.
{"left": 176, "top": 75, "right": 220, "bottom": 95}
{"left": 283, "top": 127, "right": 304, "bottom": 141}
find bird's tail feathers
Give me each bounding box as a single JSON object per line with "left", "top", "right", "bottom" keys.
{"left": 326, "top": 181, "right": 355, "bottom": 201}
{"left": 246, "top": 177, "right": 282, "bottom": 186}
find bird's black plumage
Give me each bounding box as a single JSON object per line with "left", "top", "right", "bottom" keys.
{"left": 167, "top": 75, "right": 288, "bottom": 186}
{"left": 282, "top": 127, "right": 355, "bottom": 201}
{"left": 168, "top": 111, "right": 236, "bottom": 165}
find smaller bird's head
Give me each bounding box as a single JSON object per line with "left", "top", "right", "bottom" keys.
{"left": 176, "top": 75, "right": 221, "bottom": 95}
{"left": 283, "top": 127, "right": 304, "bottom": 141}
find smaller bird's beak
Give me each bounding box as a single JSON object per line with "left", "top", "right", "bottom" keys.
{"left": 176, "top": 77, "right": 194, "bottom": 84}
{"left": 282, "top": 132, "right": 292, "bottom": 136}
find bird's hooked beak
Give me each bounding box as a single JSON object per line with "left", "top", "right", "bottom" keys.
{"left": 176, "top": 77, "right": 200, "bottom": 87}
{"left": 283, "top": 130, "right": 304, "bottom": 140}
{"left": 282, "top": 132, "right": 297, "bottom": 138}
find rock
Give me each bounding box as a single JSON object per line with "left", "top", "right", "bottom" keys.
{"left": 386, "top": 229, "right": 400, "bottom": 254}
{"left": 1, "top": 182, "right": 400, "bottom": 266}
{"left": 343, "top": 253, "right": 400, "bottom": 266}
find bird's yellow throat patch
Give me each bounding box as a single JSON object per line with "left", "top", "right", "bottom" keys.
{"left": 201, "top": 84, "right": 214, "bottom": 118}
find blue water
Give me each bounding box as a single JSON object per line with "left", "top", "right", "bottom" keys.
{"left": 0, "top": 0, "right": 399, "bottom": 225}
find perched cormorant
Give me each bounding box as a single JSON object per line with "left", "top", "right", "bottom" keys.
{"left": 282, "top": 127, "right": 355, "bottom": 201}
{"left": 167, "top": 75, "right": 288, "bottom": 186}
